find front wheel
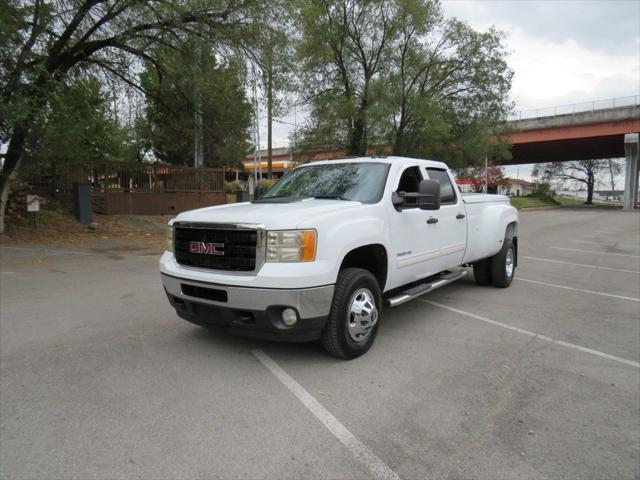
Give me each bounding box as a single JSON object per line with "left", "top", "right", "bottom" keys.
{"left": 490, "top": 238, "right": 516, "bottom": 288}
{"left": 322, "top": 268, "right": 382, "bottom": 359}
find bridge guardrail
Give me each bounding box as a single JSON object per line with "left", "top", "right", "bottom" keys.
{"left": 510, "top": 95, "right": 640, "bottom": 121}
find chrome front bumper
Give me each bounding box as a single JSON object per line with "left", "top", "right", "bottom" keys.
{"left": 161, "top": 273, "right": 334, "bottom": 319}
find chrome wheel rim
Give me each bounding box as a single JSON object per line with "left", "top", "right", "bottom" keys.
{"left": 347, "top": 288, "right": 378, "bottom": 343}
{"left": 505, "top": 248, "right": 514, "bottom": 278}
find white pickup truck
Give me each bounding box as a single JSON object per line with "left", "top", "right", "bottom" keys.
{"left": 160, "top": 157, "right": 518, "bottom": 358}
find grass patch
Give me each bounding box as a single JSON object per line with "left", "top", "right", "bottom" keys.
{"left": 510, "top": 196, "right": 559, "bottom": 209}
{"left": 555, "top": 196, "right": 585, "bottom": 206}
{"left": 555, "top": 196, "right": 622, "bottom": 207}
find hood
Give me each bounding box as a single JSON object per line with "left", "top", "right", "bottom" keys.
{"left": 173, "top": 198, "right": 364, "bottom": 229}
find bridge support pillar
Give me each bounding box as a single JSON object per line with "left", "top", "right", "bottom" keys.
{"left": 623, "top": 133, "right": 639, "bottom": 210}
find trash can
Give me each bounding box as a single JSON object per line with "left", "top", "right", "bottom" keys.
{"left": 73, "top": 182, "right": 92, "bottom": 225}
{"left": 235, "top": 190, "right": 249, "bottom": 202}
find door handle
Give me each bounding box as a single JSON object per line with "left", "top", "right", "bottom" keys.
{"left": 456, "top": 213, "right": 466, "bottom": 219}
{"left": 427, "top": 217, "right": 438, "bottom": 224}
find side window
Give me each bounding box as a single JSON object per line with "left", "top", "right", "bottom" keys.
{"left": 396, "top": 166, "right": 423, "bottom": 208}
{"left": 426, "top": 168, "right": 457, "bottom": 204}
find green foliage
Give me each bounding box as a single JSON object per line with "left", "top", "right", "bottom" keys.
{"left": 24, "top": 77, "right": 129, "bottom": 168}
{"left": 532, "top": 182, "right": 554, "bottom": 198}
{"left": 257, "top": 178, "right": 276, "bottom": 191}
{"left": 293, "top": 0, "right": 513, "bottom": 166}
{"left": 138, "top": 38, "right": 252, "bottom": 167}
{"left": 224, "top": 180, "right": 246, "bottom": 193}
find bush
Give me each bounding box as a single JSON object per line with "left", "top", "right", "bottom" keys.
{"left": 257, "top": 178, "right": 276, "bottom": 192}
{"left": 224, "top": 180, "right": 245, "bottom": 193}
{"left": 532, "top": 182, "right": 553, "bottom": 198}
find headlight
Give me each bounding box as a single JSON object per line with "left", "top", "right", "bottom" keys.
{"left": 166, "top": 224, "right": 173, "bottom": 252}
{"left": 266, "top": 230, "right": 316, "bottom": 262}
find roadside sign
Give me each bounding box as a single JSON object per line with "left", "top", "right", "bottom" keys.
{"left": 26, "top": 194, "right": 41, "bottom": 212}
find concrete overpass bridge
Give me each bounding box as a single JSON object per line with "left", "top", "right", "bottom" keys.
{"left": 505, "top": 96, "right": 640, "bottom": 209}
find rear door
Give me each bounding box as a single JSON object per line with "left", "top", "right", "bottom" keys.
{"left": 423, "top": 167, "right": 468, "bottom": 271}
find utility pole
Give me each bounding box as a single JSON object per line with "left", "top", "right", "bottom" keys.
{"left": 193, "top": 45, "right": 204, "bottom": 168}
{"left": 266, "top": 41, "right": 274, "bottom": 180}
{"left": 251, "top": 66, "right": 259, "bottom": 189}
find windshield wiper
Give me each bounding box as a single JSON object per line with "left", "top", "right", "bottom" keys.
{"left": 253, "top": 195, "right": 306, "bottom": 203}
{"left": 312, "top": 194, "right": 349, "bottom": 201}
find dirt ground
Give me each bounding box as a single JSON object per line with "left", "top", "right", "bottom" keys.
{"left": 0, "top": 203, "right": 171, "bottom": 254}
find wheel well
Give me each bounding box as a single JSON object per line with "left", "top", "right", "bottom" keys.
{"left": 339, "top": 244, "right": 388, "bottom": 291}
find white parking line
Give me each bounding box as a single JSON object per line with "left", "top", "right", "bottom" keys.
{"left": 521, "top": 255, "right": 640, "bottom": 274}
{"left": 252, "top": 349, "right": 400, "bottom": 480}
{"left": 551, "top": 246, "right": 640, "bottom": 258}
{"left": 569, "top": 239, "right": 640, "bottom": 249}
{"left": 419, "top": 300, "right": 640, "bottom": 369}
{"left": 516, "top": 277, "right": 640, "bottom": 302}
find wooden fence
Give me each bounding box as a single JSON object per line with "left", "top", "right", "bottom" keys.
{"left": 24, "top": 160, "right": 225, "bottom": 194}
{"left": 23, "top": 160, "right": 227, "bottom": 215}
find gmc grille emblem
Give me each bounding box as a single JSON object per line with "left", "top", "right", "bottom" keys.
{"left": 188, "top": 241, "right": 224, "bottom": 256}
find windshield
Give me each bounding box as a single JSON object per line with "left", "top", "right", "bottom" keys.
{"left": 259, "top": 163, "right": 390, "bottom": 203}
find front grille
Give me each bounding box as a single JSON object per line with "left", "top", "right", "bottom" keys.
{"left": 174, "top": 226, "right": 258, "bottom": 271}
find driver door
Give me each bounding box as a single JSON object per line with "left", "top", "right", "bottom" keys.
{"left": 388, "top": 166, "right": 443, "bottom": 287}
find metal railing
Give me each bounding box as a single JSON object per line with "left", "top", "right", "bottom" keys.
{"left": 509, "top": 95, "right": 640, "bottom": 121}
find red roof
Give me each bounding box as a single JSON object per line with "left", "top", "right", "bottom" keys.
{"left": 507, "top": 178, "right": 533, "bottom": 186}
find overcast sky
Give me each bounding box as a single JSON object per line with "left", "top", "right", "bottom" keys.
{"left": 266, "top": 0, "right": 640, "bottom": 182}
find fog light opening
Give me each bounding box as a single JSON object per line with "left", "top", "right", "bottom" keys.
{"left": 282, "top": 308, "right": 298, "bottom": 326}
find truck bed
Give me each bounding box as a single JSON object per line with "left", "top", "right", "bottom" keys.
{"left": 462, "top": 193, "right": 511, "bottom": 204}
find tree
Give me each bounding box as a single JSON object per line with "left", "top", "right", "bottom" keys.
{"left": 0, "top": 0, "right": 251, "bottom": 233}
{"left": 243, "top": 2, "right": 296, "bottom": 178}
{"left": 296, "top": 0, "right": 398, "bottom": 156}
{"left": 139, "top": 38, "right": 252, "bottom": 167}
{"left": 540, "top": 160, "right": 622, "bottom": 204}
{"left": 294, "top": 0, "right": 513, "bottom": 165}
{"left": 385, "top": 3, "right": 512, "bottom": 167}
{"left": 461, "top": 164, "right": 510, "bottom": 193}
{"left": 23, "top": 76, "right": 129, "bottom": 170}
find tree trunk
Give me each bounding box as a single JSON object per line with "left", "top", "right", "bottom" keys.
{"left": 348, "top": 118, "right": 366, "bottom": 156}
{"left": 392, "top": 122, "right": 407, "bottom": 155}
{"left": 0, "top": 126, "right": 28, "bottom": 233}
{"left": 586, "top": 171, "right": 594, "bottom": 204}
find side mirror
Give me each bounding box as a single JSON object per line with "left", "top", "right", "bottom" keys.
{"left": 392, "top": 191, "right": 405, "bottom": 208}
{"left": 418, "top": 179, "right": 441, "bottom": 210}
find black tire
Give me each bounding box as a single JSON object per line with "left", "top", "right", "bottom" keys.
{"left": 473, "top": 259, "right": 493, "bottom": 286}
{"left": 491, "top": 238, "right": 516, "bottom": 288}
{"left": 321, "top": 268, "right": 382, "bottom": 359}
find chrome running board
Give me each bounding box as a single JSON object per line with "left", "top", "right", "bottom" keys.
{"left": 386, "top": 270, "right": 467, "bottom": 307}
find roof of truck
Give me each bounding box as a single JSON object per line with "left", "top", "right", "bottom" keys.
{"left": 300, "top": 156, "right": 449, "bottom": 170}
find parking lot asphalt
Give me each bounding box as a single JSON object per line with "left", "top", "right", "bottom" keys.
{"left": 1, "top": 207, "right": 639, "bottom": 480}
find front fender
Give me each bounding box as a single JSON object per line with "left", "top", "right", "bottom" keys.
{"left": 298, "top": 204, "right": 389, "bottom": 284}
